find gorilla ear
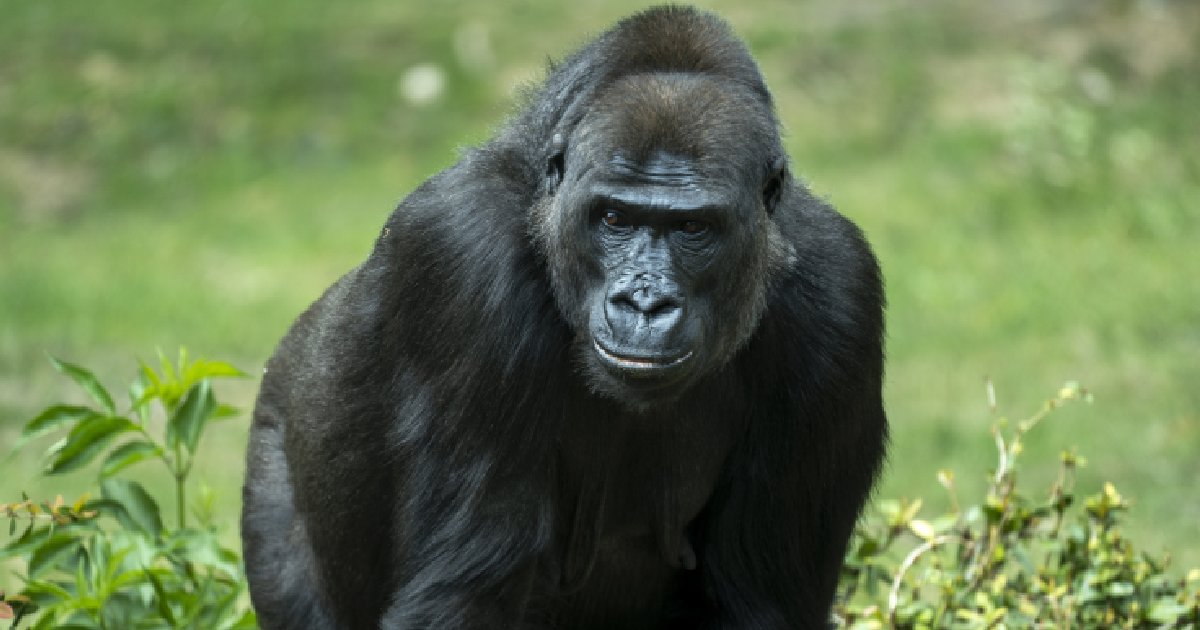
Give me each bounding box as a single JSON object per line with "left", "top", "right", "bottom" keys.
{"left": 545, "top": 133, "right": 566, "bottom": 194}
{"left": 763, "top": 156, "right": 786, "bottom": 214}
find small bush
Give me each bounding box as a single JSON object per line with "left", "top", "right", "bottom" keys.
{"left": 836, "top": 382, "right": 1200, "bottom": 629}
{"left": 1, "top": 351, "right": 255, "bottom": 629}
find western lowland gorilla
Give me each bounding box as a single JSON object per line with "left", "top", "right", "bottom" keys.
{"left": 242, "top": 5, "right": 887, "bottom": 629}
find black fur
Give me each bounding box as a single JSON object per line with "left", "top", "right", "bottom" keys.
{"left": 242, "top": 6, "right": 887, "bottom": 629}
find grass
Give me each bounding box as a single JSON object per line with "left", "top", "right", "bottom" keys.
{"left": 2, "top": 0, "right": 1198, "bottom": 589}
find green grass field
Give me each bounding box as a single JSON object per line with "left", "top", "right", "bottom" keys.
{"left": 3, "top": 0, "right": 1198, "bottom": 587}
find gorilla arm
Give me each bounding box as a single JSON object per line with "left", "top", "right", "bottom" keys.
{"left": 697, "top": 188, "right": 887, "bottom": 630}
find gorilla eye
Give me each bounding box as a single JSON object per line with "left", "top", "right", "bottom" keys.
{"left": 678, "top": 220, "right": 708, "bottom": 235}
{"left": 602, "top": 210, "right": 630, "bottom": 228}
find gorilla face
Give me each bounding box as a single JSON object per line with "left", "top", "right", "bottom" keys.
{"left": 535, "top": 74, "right": 789, "bottom": 408}
{"left": 584, "top": 152, "right": 725, "bottom": 395}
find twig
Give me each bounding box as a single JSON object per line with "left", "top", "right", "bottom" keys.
{"left": 889, "top": 534, "right": 951, "bottom": 623}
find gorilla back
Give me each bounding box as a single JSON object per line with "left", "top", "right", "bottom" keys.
{"left": 242, "top": 6, "right": 887, "bottom": 629}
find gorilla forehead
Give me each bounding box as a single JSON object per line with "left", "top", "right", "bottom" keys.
{"left": 574, "top": 72, "right": 780, "bottom": 179}
{"left": 603, "top": 152, "right": 708, "bottom": 191}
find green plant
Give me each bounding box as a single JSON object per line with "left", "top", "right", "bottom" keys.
{"left": 1, "top": 351, "right": 256, "bottom": 629}
{"left": 836, "top": 382, "right": 1200, "bottom": 629}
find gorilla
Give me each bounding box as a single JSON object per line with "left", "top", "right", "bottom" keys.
{"left": 242, "top": 6, "right": 887, "bottom": 629}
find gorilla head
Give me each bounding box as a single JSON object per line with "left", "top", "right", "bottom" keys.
{"left": 535, "top": 72, "right": 790, "bottom": 407}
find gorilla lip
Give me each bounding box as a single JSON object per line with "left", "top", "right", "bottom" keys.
{"left": 592, "top": 339, "right": 693, "bottom": 373}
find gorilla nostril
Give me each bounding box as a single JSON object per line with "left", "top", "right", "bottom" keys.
{"left": 645, "top": 298, "right": 680, "bottom": 323}
{"left": 610, "top": 294, "right": 640, "bottom": 315}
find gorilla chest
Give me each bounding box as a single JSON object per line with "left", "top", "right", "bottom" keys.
{"left": 550, "top": 409, "right": 733, "bottom": 613}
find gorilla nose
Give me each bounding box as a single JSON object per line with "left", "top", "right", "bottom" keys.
{"left": 607, "top": 289, "right": 683, "bottom": 330}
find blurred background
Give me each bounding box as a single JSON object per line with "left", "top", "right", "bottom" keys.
{"left": 2, "top": 0, "right": 1197, "bottom": 582}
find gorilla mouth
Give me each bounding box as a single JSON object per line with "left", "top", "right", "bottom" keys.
{"left": 592, "top": 339, "right": 693, "bottom": 375}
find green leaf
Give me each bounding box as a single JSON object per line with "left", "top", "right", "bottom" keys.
{"left": 167, "top": 529, "right": 242, "bottom": 578}
{"left": 169, "top": 380, "right": 215, "bottom": 453}
{"left": 212, "top": 403, "right": 241, "bottom": 420}
{"left": 80, "top": 535, "right": 107, "bottom": 594}
{"left": 1105, "top": 581, "right": 1134, "bottom": 598}
{"left": 46, "top": 416, "right": 138, "bottom": 475}
{"left": 159, "top": 348, "right": 178, "bottom": 384}
{"left": 1146, "top": 598, "right": 1191, "bottom": 623}
{"left": 183, "top": 359, "right": 246, "bottom": 383}
{"left": 198, "top": 585, "right": 242, "bottom": 628}
{"left": 22, "top": 577, "right": 73, "bottom": 602}
{"left": 99, "top": 440, "right": 162, "bottom": 479}
{"left": 27, "top": 532, "right": 83, "bottom": 578}
{"left": 102, "top": 544, "right": 135, "bottom": 584}
{"left": 139, "top": 358, "right": 162, "bottom": 390}
{"left": 145, "top": 565, "right": 179, "bottom": 625}
{"left": 129, "top": 386, "right": 162, "bottom": 414}
{"left": 100, "top": 479, "right": 163, "bottom": 538}
{"left": 854, "top": 534, "right": 880, "bottom": 559}
{"left": 147, "top": 350, "right": 184, "bottom": 408}
{"left": 21, "top": 405, "right": 96, "bottom": 440}
{"left": 1, "top": 517, "right": 57, "bottom": 561}
{"left": 49, "top": 357, "right": 116, "bottom": 416}
{"left": 127, "top": 371, "right": 151, "bottom": 423}
{"left": 230, "top": 610, "right": 259, "bottom": 630}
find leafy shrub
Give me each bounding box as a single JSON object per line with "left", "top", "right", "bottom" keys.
{"left": 836, "top": 382, "right": 1200, "bottom": 629}
{"left": 3, "top": 357, "right": 1197, "bottom": 628}
{"left": 1, "top": 351, "right": 255, "bottom": 629}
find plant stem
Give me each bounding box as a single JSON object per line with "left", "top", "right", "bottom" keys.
{"left": 889, "top": 534, "right": 950, "bottom": 622}
{"left": 175, "top": 442, "right": 186, "bottom": 529}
